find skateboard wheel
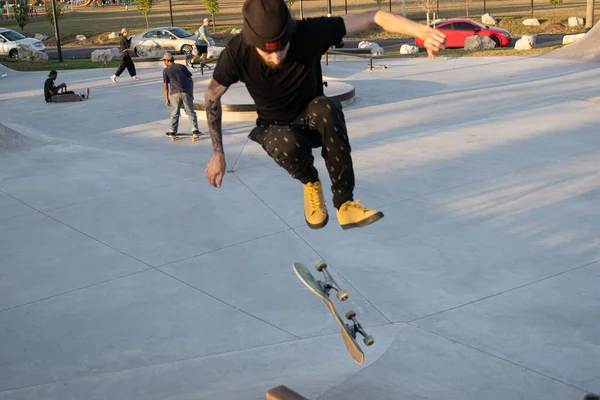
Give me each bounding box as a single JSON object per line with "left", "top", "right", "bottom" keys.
{"left": 337, "top": 289, "right": 349, "bottom": 302}
{"left": 314, "top": 259, "right": 328, "bottom": 272}
{"left": 345, "top": 310, "right": 356, "bottom": 320}
{"left": 364, "top": 335, "right": 375, "bottom": 346}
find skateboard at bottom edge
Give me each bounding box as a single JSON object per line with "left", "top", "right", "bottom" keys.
{"left": 265, "top": 385, "right": 308, "bottom": 400}
{"left": 166, "top": 132, "right": 202, "bottom": 142}
{"left": 293, "top": 260, "right": 374, "bottom": 365}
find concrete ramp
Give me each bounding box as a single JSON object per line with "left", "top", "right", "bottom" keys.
{"left": 0, "top": 123, "right": 42, "bottom": 154}
{"left": 544, "top": 23, "right": 600, "bottom": 62}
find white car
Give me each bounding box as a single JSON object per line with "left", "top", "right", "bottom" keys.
{"left": 0, "top": 27, "right": 46, "bottom": 58}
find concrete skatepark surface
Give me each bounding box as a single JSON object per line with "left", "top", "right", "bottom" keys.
{"left": 1, "top": 38, "right": 600, "bottom": 399}
{"left": 543, "top": 22, "right": 600, "bottom": 62}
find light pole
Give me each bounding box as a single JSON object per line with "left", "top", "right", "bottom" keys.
{"left": 168, "top": 0, "right": 173, "bottom": 26}
{"left": 585, "top": 0, "right": 594, "bottom": 29}
{"left": 50, "top": 0, "right": 63, "bottom": 62}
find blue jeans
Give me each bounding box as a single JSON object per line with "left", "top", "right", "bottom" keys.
{"left": 169, "top": 92, "right": 199, "bottom": 133}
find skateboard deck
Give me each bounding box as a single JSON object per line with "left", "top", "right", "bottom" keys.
{"left": 265, "top": 385, "right": 308, "bottom": 400}
{"left": 368, "top": 63, "right": 388, "bottom": 70}
{"left": 293, "top": 261, "right": 373, "bottom": 364}
{"left": 166, "top": 133, "right": 202, "bottom": 142}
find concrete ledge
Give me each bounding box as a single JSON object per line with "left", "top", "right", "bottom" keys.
{"left": 192, "top": 80, "right": 355, "bottom": 122}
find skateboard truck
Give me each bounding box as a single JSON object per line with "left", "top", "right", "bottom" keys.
{"left": 345, "top": 310, "right": 375, "bottom": 346}
{"left": 314, "top": 259, "right": 348, "bottom": 302}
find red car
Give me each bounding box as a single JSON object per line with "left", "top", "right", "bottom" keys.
{"left": 415, "top": 18, "right": 512, "bottom": 49}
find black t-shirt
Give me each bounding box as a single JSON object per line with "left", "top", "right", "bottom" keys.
{"left": 120, "top": 35, "right": 131, "bottom": 53}
{"left": 213, "top": 17, "right": 346, "bottom": 126}
{"left": 44, "top": 78, "right": 56, "bottom": 102}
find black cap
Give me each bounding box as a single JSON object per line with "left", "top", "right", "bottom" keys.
{"left": 48, "top": 70, "right": 57, "bottom": 77}
{"left": 242, "top": 0, "right": 295, "bottom": 52}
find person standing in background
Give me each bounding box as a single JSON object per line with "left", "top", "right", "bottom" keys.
{"left": 189, "top": 18, "right": 212, "bottom": 70}
{"left": 110, "top": 28, "right": 140, "bottom": 83}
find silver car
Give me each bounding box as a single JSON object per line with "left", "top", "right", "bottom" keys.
{"left": 130, "top": 27, "right": 197, "bottom": 56}
{"left": 0, "top": 28, "right": 46, "bottom": 58}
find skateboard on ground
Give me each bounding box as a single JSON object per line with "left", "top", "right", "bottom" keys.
{"left": 165, "top": 132, "right": 202, "bottom": 142}
{"left": 293, "top": 260, "right": 374, "bottom": 365}
{"left": 265, "top": 385, "right": 307, "bottom": 400}
{"left": 368, "top": 63, "right": 388, "bottom": 70}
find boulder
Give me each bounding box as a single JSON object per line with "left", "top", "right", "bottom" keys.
{"left": 562, "top": 33, "right": 586, "bottom": 45}
{"left": 522, "top": 18, "right": 540, "bottom": 26}
{"left": 16, "top": 44, "right": 49, "bottom": 61}
{"left": 135, "top": 39, "right": 165, "bottom": 57}
{"left": 91, "top": 49, "right": 114, "bottom": 62}
{"left": 358, "top": 40, "right": 384, "bottom": 55}
{"left": 568, "top": 17, "right": 584, "bottom": 27}
{"left": 108, "top": 31, "right": 119, "bottom": 39}
{"left": 464, "top": 35, "right": 496, "bottom": 51}
{"left": 481, "top": 13, "right": 497, "bottom": 26}
{"left": 34, "top": 33, "right": 48, "bottom": 41}
{"left": 109, "top": 47, "right": 121, "bottom": 58}
{"left": 76, "top": 34, "right": 86, "bottom": 41}
{"left": 514, "top": 35, "right": 536, "bottom": 50}
{"left": 208, "top": 45, "right": 225, "bottom": 58}
{"left": 230, "top": 28, "right": 242, "bottom": 35}
{"left": 400, "top": 44, "right": 419, "bottom": 54}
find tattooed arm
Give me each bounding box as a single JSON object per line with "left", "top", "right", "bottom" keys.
{"left": 204, "top": 78, "right": 229, "bottom": 188}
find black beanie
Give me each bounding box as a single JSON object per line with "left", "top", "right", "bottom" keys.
{"left": 242, "top": 0, "right": 296, "bottom": 52}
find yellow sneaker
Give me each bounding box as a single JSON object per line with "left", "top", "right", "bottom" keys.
{"left": 336, "top": 199, "right": 384, "bottom": 230}
{"left": 304, "top": 181, "right": 328, "bottom": 229}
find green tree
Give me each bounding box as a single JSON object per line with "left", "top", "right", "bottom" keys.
{"left": 549, "top": 0, "right": 563, "bottom": 19}
{"left": 45, "top": 1, "right": 63, "bottom": 28}
{"left": 202, "top": 0, "right": 220, "bottom": 33}
{"left": 137, "top": 0, "right": 153, "bottom": 29}
{"left": 15, "top": 1, "right": 30, "bottom": 32}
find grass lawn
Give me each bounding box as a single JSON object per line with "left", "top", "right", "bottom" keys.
{"left": 0, "top": 0, "right": 597, "bottom": 46}
{"left": 382, "top": 44, "right": 561, "bottom": 58}
{"left": 0, "top": 56, "right": 121, "bottom": 71}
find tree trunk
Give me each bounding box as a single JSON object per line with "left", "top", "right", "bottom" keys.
{"left": 145, "top": 14, "right": 148, "bottom": 28}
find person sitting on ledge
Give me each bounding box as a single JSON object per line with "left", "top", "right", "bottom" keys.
{"left": 44, "top": 70, "right": 89, "bottom": 103}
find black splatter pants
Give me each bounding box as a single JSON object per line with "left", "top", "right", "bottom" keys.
{"left": 248, "top": 96, "right": 354, "bottom": 209}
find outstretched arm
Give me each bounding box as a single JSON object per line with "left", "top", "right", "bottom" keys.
{"left": 342, "top": 11, "right": 446, "bottom": 58}
{"left": 204, "top": 78, "right": 229, "bottom": 188}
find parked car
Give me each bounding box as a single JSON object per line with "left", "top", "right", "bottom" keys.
{"left": 415, "top": 18, "right": 511, "bottom": 49}
{"left": 129, "top": 27, "right": 198, "bottom": 56}
{"left": 0, "top": 27, "right": 46, "bottom": 59}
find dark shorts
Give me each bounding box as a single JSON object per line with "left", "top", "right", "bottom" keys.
{"left": 195, "top": 45, "right": 208, "bottom": 55}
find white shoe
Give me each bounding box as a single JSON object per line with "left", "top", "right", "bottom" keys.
{"left": 110, "top": 75, "right": 117, "bottom": 83}
{"left": 132, "top": 76, "right": 140, "bottom": 81}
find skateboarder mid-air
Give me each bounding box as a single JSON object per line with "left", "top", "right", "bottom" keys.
{"left": 203, "top": 0, "right": 446, "bottom": 230}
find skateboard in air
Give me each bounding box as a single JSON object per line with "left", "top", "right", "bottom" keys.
{"left": 165, "top": 132, "right": 202, "bottom": 142}
{"left": 293, "top": 260, "right": 374, "bottom": 365}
